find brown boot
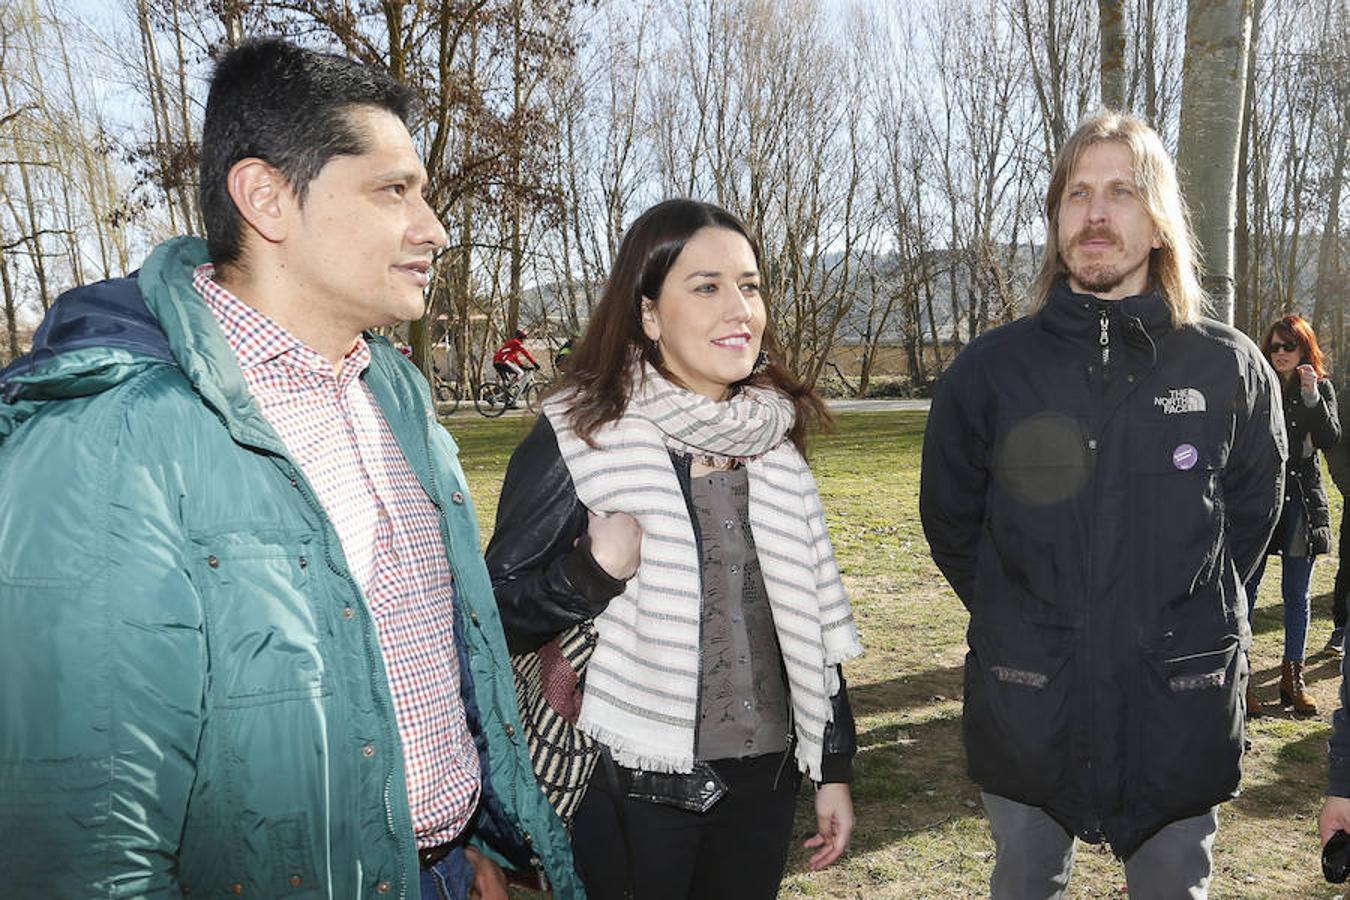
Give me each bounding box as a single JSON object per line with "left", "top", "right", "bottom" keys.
{"left": 1280, "top": 659, "right": 1318, "bottom": 715}
{"left": 1246, "top": 680, "right": 1263, "bottom": 718}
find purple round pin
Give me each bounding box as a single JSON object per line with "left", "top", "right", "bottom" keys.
{"left": 1173, "top": 443, "right": 1199, "bottom": 471}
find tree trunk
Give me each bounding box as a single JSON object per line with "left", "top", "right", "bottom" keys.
{"left": 56, "top": 21, "right": 109, "bottom": 278}
{"left": 135, "top": 0, "right": 178, "bottom": 234}
{"left": 168, "top": 0, "right": 201, "bottom": 232}
{"left": 1, "top": 247, "right": 18, "bottom": 363}
{"left": 1143, "top": 0, "right": 1160, "bottom": 123}
{"left": 1176, "top": 0, "right": 1253, "bottom": 325}
{"left": 1099, "top": 0, "right": 1127, "bottom": 110}
{"left": 1311, "top": 114, "right": 1348, "bottom": 339}
{"left": 1233, "top": 0, "right": 1261, "bottom": 335}
{"left": 0, "top": 71, "right": 50, "bottom": 310}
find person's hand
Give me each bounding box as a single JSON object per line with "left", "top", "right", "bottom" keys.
{"left": 1320, "top": 796, "right": 1350, "bottom": 845}
{"left": 1298, "top": 364, "right": 1318, "bottom": 394}
{"left": 464, "top": 846, "right": 509, "bottom": 900}
{"left": 587, "top": 510, "right": 642, "bottom": 579}
{"left": 803, "top": 782, "right": 854, "bottom": 870}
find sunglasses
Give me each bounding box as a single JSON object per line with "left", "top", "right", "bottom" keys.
{"left": 1269, "top": 341, "right": 1300, "bottom": 353}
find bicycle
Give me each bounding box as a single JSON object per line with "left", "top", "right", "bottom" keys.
{"left": 474, "top": 367, "right": 547, "bottom": 417}
{"left": 431, "top": 365, "right": 464, "bottom": 415}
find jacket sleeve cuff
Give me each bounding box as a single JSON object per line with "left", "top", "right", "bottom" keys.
{"left": 561, "top": 533, "right": 629, "bottom": 603}
{"left": 818, "top": 753, "right": 853, "bottom": 784}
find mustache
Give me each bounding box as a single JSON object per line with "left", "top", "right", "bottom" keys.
{"left": 1072, "top": 227, "right": 1120, "bottom": 248}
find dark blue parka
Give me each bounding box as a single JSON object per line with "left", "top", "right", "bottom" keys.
{"left": 920, "top": 281, "right": 1286, "bottom": 858}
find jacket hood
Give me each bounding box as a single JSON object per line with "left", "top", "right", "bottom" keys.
{"left": 0, "top": 275, "right": 174, "bottom": 405}
{"left": 0, "top": 237, "right": 273, "bottom": 447}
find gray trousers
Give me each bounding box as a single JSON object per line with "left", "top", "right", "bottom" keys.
{"left": 981, "top": 792, "right": 1218, "bottom": 900}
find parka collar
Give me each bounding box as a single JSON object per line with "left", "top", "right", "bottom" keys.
{"left": 1038, "top": 277, "right": 1174, "bottom": 344}
{"left": 137, "top": 236, "right": 291, "bottom": 454}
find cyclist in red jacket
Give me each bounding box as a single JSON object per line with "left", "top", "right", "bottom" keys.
{"left": 492, "top": 329, "right": 539, "bottom": 384}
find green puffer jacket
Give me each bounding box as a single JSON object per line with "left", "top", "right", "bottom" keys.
{"left": 0, "top": 237, "right": 581, "bottom": 899}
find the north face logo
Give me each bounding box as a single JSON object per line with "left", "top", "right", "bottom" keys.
{"left": 1154, "top": 388, "right": 1207, "bottom": 414}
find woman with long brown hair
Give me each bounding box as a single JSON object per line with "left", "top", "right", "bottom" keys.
{"left": 1247, "top": 314, "right": 1341, "bottom": 716}
{"left": 484, "top": 198, "right": 861, "bottom": 898}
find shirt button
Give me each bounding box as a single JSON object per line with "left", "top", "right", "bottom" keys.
{"left": 207, "top": 555, "right": 220, "bottom": 569}
{"left": 298, "top": 557, "right": 308, "bottom": 569}
{"left": 743, "top": 699, "right": 753, "bottom": 709}
{"left": 289, "top": 875, "right": 303, "bottom": 888}
{"left": 230, "top": 885, "right": 243, "bottom": 896}
{"left": 730, "top": 564, "right": 740, "bottom": 575}
{"left": 504, "top": 724, "right": 516, "bottom": 738}
{"left": 724, "top": 519, "right": 734, "bottom": 530}
{"left": 362, "top": 744, "right": 376, "bottom": 758}
{"left": 451, "top": 491, "right": 465, "bottom": 505}
{"left": 703, "top": 780, "right": 716, "bottom": 791}
{"left": 469, "top": 611, "right": 480, "bottom": 626}
{"left": 377, "top": 881, "right": 391, "bottom": 894}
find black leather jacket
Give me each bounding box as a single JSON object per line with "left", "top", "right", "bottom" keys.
{"left": 485, "top": 415, "right": 857, "bottom": 796}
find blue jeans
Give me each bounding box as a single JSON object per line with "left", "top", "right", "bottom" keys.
{"left": 1246, "top": 554, "right": 1316, "bottom": 661}
{"left": 419, "top": 845, "right": 475, "bottom": 900}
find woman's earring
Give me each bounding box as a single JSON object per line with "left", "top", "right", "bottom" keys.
{"left": 751, "top": 350, "right": 769, "bottom": 375}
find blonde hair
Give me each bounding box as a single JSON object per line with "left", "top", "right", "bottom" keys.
{"left": 1030, "top": 110, "right": 1207, "bottom": 326}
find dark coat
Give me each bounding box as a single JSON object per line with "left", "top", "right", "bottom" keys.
{"left": 485, "top": 414, "right": 856, "bottom": 787}
{"left": 1267, "top": 378, "right": 1340, "bottom": 555}
{"left": 920, "top": 281, "right": 1286, "bottom": 858}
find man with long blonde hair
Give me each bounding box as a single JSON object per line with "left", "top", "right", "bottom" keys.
{"left": 921, "top": 110, "right": 1285, "bottom": 898}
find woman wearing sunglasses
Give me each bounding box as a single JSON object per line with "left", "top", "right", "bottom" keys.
{"left": 1247, "top": 315, "right": 1341, "bottom": 716}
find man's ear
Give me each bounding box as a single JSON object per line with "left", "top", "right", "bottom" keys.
{"left": 640, "top": 297, "right": 660, "bottom": 343}
{"left": 226, "top": 158, "right": 293, "bottom": 245}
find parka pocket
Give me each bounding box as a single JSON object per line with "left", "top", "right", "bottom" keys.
{"left": 177, "top": 812, "right": 322, "bottom": 897}
{"left": 1138, "top": 638, "right": 1244, "bottom": 817}
{"left": 190, "top": 535, "right": 330, "bottom": 705}
{"left": 963, "top": 622, "right": 1075, "bottom": 803}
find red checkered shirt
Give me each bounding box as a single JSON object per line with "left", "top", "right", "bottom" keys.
{"left": 194, "top": 265, "right": 480, "bottom": 847}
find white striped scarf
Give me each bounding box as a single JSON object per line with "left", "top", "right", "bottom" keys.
{"left": 543, "top": 368, "right": 862, "bottom": 780}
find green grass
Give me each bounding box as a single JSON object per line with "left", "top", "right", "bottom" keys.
{"left": 444, "top": 409, "right": 1343, "bottom": 898}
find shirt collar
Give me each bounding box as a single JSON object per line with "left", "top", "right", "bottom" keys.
{"left": 192, "top": 263, "right": 370, "bottom": 386}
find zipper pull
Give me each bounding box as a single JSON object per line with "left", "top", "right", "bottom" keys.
{"left": 1099, "top": 310, "right": 1110, "bottom": 367}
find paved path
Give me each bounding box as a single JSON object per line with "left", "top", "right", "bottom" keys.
{"left": 827, "top": 398, "right": 931, "bottom": 412}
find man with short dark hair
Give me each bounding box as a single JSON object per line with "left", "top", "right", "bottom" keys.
{"left": 0, "top": 38, "right": 579, "bottom": 900}
{"left": 921, "top": 110, "right": 1285, "bottom": 898}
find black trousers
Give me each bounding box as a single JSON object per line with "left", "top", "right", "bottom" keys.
{"left": 570, "top": 752, "right": 801, "bottom": 900}
{"left": 1335, "top": 504, "right": 1350, "bottom": 629}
